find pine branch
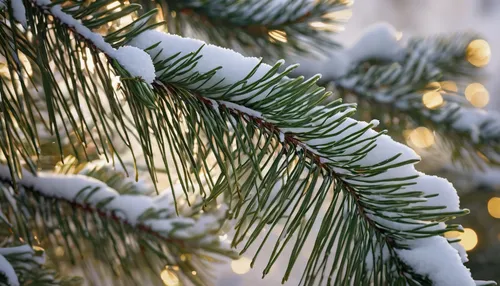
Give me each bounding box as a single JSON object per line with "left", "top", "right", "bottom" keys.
{"left": 129, "top": 30, "right": 483, "bottom": 285}
{"left": 136, "top": 0, "right": 352, "bottom": 58}
{"left": 0, "top": 1, "right": 495, "bottom": 285}
{"left": 0, "top": 0, "right": 158, "bottom": 184}
{"left": 293, "top": 24, "right": 499, "bottom": 168}
{"left": 0, "top": 244, "right": 82, "bottom": 285}
{"left": 0, "top": 159, "right": 235, "bottom": 285}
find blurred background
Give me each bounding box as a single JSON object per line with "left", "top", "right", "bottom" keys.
{"left": 213, "top": 0, "right": 500, "bottom": 284}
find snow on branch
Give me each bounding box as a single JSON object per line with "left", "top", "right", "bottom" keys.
{"left": 0, "top": 254, "right": 18, "bottom": 286}
{"left": 130, "top": 30, "right": 476, "bottom": 285}
{"left": 160, "top": 0, "right": 352, "bottom": 57}
{"left": 295, "top": 22, "right": 500, "bottom": 164}
{"left": 9, "top": 0, "right": 156, "bottom": 84}
{"left": 0, "top": 165, "right": 228, "bottom": 246}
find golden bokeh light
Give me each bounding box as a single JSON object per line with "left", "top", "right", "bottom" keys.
{"left": 160, "top": 268, "right": 180, "bottom": 286}
{"left": 460, "top": 228, "right": 478, "bottom": 251}
{"left": 268, "top": 30, "right": 288, "bottom": 43}
{"left": 408, "top": 127, "right": 435, "bottom": 148}
{"left": 444, "top": 231, "right": 461, "bottom": 239}
{"left": 308, "top": 22, "right": 344, "bottom": 32}
{"left": 231, "top": 257, "right": 252, "bottom": 275}
{"left": 322, "top": 9, "right": 353, "bottom": 21}
{"left": 426, "top": 81, "right": 441, "bottom": 91}
{"left": 466, "top": 39, "right": 491, "bottom": 67}
{"left": 55, "top": 246, "right": 65, "bottom": 257}
{"left": 487, "top": 197, "right": 500, "bottom": 219}
{"left": 440, "top": 81, "right": 458, "bottom": 93}
{"left": 422, "top": 91, "right": 444, "bottom": 109}
{"left": 465, "top": 83, "right": 489, "bottom": 108}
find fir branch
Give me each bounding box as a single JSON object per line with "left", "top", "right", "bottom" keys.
{"left": 137, "top": 0, "right": 352, "bottom": 58}
{"left": 294, "top": 24, "right": 499, "bottom": 168}
{"left": 0, "top": 162, "right": 235, "bottom": 285}
{"left": 0, "top": 0, "right": 158, "bottom": 184}
{"left": 130, "top": 30, "right": 480, "bottom": 285}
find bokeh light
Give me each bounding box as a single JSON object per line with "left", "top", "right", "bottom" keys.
{"left": 231, "top": 257, "right": 252, "bottom": 275}
{"left": 444, "top": 228, "right": 478, "bottom": 251}
{"left": 465, "top": 83, "right": 489, "bottom": 108}
{"left": 422, "top": 91, "right": 444, "bottom": 109}
{"left": 440, "top": 81, "right": 458, "bottom": 92}
{"left": 408, "top": 127, "right": 435, "bottom": 148}
{"left": 268, "top": 30, "right": 288, "bottom": 43}
{"left": 487, "top": 197, "right": 500, "bottom": 219}
{"left": 161, "top": 268, "right": 180, "bottom": 286}
{"left": 426, "top": 81, "right": 441, "bottom": 91}
{"left": 466, "top": 39, "right": 491, "bottom": 67}
{"left": 460, "top": 228, "right": 479, "bottom": 251}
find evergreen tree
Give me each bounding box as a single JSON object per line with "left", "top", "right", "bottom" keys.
{"left": 0, "top": 0, "right": 497, "bottom": 285}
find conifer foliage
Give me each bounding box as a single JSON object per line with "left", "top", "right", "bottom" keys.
{"left": 0, "top": 0, "right": 497, "bottom": 285}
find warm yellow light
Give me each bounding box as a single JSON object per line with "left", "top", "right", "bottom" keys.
{"left": 54, "top": 246, "right": 65, "bottom": 257}
{"left": 466, "top": 39, "right": 491, "bottom": 67}
{"left": 231, "top": 257, "right": 252, "bottom": 275}
{"left": 426, "top": 81, "right": 441, "bottom": 91}
{"left": 465, "top": 83, "right": 489, "bottom": 108}
{"left": 322, "top": 10, "right": 353, "bottom": 21}
{"left": 308, "top": 22, "right": 344, "bottom": 32}
{"left": 395, "top": 31, "right": 403, "bottom": 41}
{"left": 440, "top": 81, "right": 458, "bottom": 93}
{"left": 460, "top": 228, "right": 478, "bottom": 251}
{"left": 487, "top": 197, "right": 500, "bottom": 219}
{"left": 268, "top": 30, "right": 288, "bottom": 43}
{"left": 120, "top": 14, "right": 134, "bottom": 26}
{"left": 160, "top": 268, "right": 180, "bottom": 286}
{"left": 106, "top": 1, "right": 121, "bottom": 10}
{"left": 422, "top": 91, "right": 444, "bottom": 109}
{"left": 408, "top": 127, "right": 435, "bottom": 148}
{"left": 444, "top": 231, "right": 461, "bottom": 239}
{"left": 191, "top": 271, "right": 197, "bottom": 276}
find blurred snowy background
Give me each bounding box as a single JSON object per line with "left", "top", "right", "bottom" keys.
{"left": 213, "top": 1, "right": 500, "bottom": 285}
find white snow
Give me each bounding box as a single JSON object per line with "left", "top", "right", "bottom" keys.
{"left": 114, "top": 46, "right": 156, "bottom": 84}
{"left": 218, "top": 101, "right": 262, "bottom": 118}
{"left": 30, "top": 0, "right": 155, "bottom": 84}
{"left": 293, "top": 22, "right": 404, "bottom": 80}
{"left": 11, "top": 0, "right": 26, "bottom": 27}
{"left": 347, "top": 22, "right": 404, "bottom": 63}
{"left": 0, "top": 254, "right": 18, "bottom": 286}
{"left": 397, "top": 236, "right": 475, "bottom": 286}
{"left": 129, "top": 31, "right": 272, "bottom": 92}
{"left": 0, "top": 165, "right": 228, "bottom": 244}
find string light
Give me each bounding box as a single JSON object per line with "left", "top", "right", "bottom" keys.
{"left": 160, "top": 268, "right": 180, "bottom": 286}
{"left": 422, "top": 91, "right": 444, "bottom": 109}
{"left": 487, "top": 197, "right": 500, "bottom": 219}
{"left": 231, "top": 257, "right": 252, "bottom": 275}
{"left": 465, "top": 83, "right": 489, "bottom": 108}
{"left": 466, "top": 39, "right": 491, "bottom": 67}
{"left": 408, "top": 127, "right": 435, "bottom": 148}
